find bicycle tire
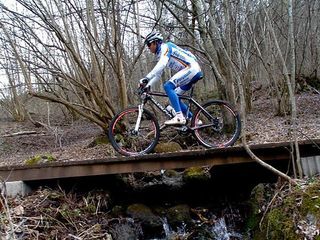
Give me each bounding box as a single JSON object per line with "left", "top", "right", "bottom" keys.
{"left": 192, "top": 100, "right": 241, "bottom": 148}
{"left": 108, "top": 107, "right": 160, "bottom": 156}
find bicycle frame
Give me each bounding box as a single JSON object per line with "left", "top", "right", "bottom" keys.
{"left": 137, "top": 88, "right": 217, "bottom": 131}
{"left": 109, "top": 86, "right": 241, "bottom": 155}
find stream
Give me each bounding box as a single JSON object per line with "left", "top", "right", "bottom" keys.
{"left": 32, "top": 160, "right": 286, "bottom": 240}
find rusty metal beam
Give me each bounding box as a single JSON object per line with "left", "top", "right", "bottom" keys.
{"left": 0, "top": 139, "right": 319, "bottom": 182}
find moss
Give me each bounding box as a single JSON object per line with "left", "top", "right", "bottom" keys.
{"left": 245, "top": 213, "right": 260, "bottom": 234}
{"left": 245, "top": 184, "right": 272, "bottom": 234}
{"left": 45, "top": 154, "right": 56, "bottom": 162}
{"left": 299, "top": 181, "right": 320, "bottom": 234}
{"left": 182, "top": 166, "right": 210, "bottom": 182}
{"left": 25, "top": 155, "right": 42, "bottom": 165}
{"left": 25, "top": 154, "right": 56, "bottom": 165}
{"left": 250, "top": 184, "right": 266, "bottom": 214}
{"left": 166, "top": 204, "right": 192, "bottom": 228}
{"left": 154, "top": 142, "right": 182, "bottom": 153}
{"left": 300, "top": 181, "right": 320, "bottom": 218}
{"left": 265, "top": 208, "right": 297, "bottom": 239}
{"left": 253, "top": 179, "right": 320, "bottom": 240}
{"left": 257, "top": 193, "right": 301, "bottom": 240}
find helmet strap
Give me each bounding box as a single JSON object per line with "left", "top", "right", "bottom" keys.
{"left": 155, "top": 41, "right": 162, "bottom": 54}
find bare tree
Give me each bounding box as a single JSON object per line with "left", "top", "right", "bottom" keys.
{"left": 0, "top": 48, "right": 26, "bottom": 121}
{"left": 158, "top": 0, "right": 307, "bottom": 182}
{"left": 0, "top": 0, "right": 145, "bottom": 130}
{"left": 288, "top": 0, "right": 302, "bottom": 178}
{"left": 0, "top": 0, "right": 318, "bottom": 181}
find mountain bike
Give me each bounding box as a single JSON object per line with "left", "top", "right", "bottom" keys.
{"left": 108, "top": 82, "right": 241, "bottom": 156}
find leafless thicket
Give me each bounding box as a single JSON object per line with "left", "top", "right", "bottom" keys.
{"left": 0, "top": 0, "right": 319, "bottom": 178}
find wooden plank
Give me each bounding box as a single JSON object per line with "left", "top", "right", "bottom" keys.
{"left": 0, "top": 139, "right": 319, "bottom": 182}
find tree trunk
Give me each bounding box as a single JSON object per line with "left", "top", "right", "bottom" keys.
{"left": 288, "top": 0, "right": 302, "bottom": 178}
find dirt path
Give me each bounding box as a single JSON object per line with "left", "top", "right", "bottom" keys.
{"left": 0, "top": 92, "right": 319, "bottom": 166}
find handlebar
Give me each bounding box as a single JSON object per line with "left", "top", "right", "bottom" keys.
{"left": 137, "top": 83, "right": 150, "bottom": 95}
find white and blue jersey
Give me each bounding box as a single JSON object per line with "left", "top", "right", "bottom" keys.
{"left": 146, "top": 42, "right": 202, "bottom": 91}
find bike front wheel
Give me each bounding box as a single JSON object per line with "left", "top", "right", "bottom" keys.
{"left": 192, "top": 100, "right": 241, "bottom": 148}
{"left": 108, "top": 107, "right": 160, "bottom": 156}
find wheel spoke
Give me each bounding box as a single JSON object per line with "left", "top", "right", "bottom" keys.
{"left": 108, "top": 108, "right": 159, "bottom": 156}
{"left": 193, "top": 101, "right": 241, "bottom": 148}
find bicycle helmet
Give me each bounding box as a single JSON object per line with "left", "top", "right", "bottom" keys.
{"left": 144, "top": 32, "right": 163, "bottom": 45}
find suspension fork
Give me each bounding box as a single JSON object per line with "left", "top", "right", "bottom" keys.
{"left": 134, "top": 103, "right": 144, "bottom": 132}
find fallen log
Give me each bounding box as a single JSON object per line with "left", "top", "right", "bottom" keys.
{"left": 2, "top": 131, "right": 38, "bottom": 137}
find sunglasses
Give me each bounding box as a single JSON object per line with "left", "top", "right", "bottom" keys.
{"left": 147, "top": 42, "right": 153, "bottom": 47}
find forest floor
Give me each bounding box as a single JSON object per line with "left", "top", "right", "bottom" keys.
{"left": 0, "top": 90, "right": 319, "bottom": 167}
{"left": 0, "top": 90, "right": 320, "bottom": 240}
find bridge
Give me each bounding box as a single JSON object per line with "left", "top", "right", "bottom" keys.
{"left": 0, "top": 139, "right": 319, "bottom": 182}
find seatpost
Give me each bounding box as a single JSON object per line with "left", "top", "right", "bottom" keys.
{"left": 183, "top": 85, "right": 195, "bottom": 121}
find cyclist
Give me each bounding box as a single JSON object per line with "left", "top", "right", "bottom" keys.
{"left": 140, "top": 31, "right": 203, "bottom": 125}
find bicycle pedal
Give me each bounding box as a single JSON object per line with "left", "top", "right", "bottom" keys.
{"left": 174, "top": 126, "right": 188, "bottom": 131}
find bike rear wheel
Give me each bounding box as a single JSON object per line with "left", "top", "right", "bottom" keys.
{"left": 192, "top": 100, "right": 241, "bottom": 148}
{"left": 108, "top": 107, "right": 160, "bottom": 156}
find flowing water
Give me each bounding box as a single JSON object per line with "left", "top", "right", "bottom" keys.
{"left": 41, "top": 161, "right": 285, "bottom": 240}
{"left": 157, "top": 215, "right": 244, "bottom": 240}
{"left": 161, "top": 217, "right": 243, "bottom": 240}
